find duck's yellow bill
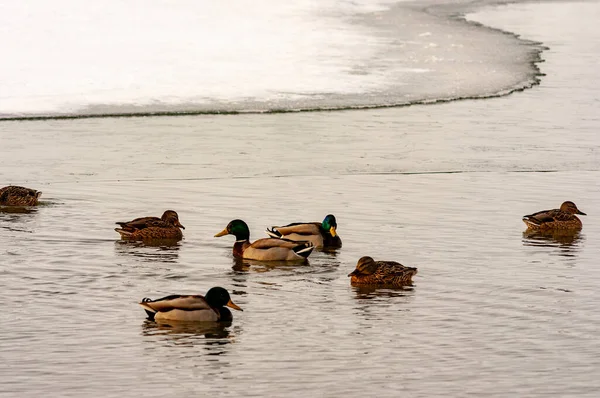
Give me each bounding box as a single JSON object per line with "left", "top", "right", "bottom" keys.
{"left": 330, "top": 226, "right": 337, "bottom": 237}
{"left": 226, "top": 299, "right": 243, "bottom": 311}
{"left": 214, "top": 228, "right": 229, "bottom": 237}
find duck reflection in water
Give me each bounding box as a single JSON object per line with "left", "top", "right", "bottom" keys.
{"left": 141, "top": 320, "right": 233, "bottom": 350}
{"left": 0, "top": 206, "right": 38, "bottom": 215}
{"left": 352, "top": 284, "right": 415, "bottom": 300}
{"left": 232, "top": 257, "right": 310, "bottom": 273}
{"left": 114, "top": 240, "right": 180, "bottom": 263}
{"left": 522, "top": 230, "right": 583, "bottom": 257}
{"left": 0, "top": 206, "right": 39, "bottom": 233}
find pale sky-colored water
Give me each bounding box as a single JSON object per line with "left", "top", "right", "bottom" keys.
{"left": 0, "top": 0, "right": 538, "bottom": 117}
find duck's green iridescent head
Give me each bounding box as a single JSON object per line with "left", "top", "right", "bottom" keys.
{"left": 205, "top": 287, "right": 243, "bottom": 311}
{"left": 214, "top": 219, "right": 250, "bottom": 241}
{"left": 348, "top": 256, "right": 377, "bottom": 277}
{"left": 321, "top": 214, "right": 338, "bottom": 237}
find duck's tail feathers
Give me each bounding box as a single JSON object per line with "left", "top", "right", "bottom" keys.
{"left": 293, "top": 242, "right": 314, "bottom": 259}
{"left": 522, "top": 216, "right": 541, "bottom": 228}
{"left": 139, "top": 298, "right": 157, "bottom": 320}
{"left": 265, "top": 227, "right": 282, "bottom": 239}
{"left": 115, "top": 228, "right": 133, "bottom": 238}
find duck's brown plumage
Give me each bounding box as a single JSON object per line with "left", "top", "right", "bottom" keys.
{"left": 115, "top": 210, "right": 185, "bottom": 241}
{"left": 348, "top": 256, "right": 417, "bottom": 287}
{"left": 522, "top": 201, "right": 586, "bottom": 231}
{"left": 0, "top": 185, "right": 42, "bottom": 206}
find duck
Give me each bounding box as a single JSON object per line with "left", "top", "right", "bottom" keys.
{"left": 115, "top": 210, "right": 185, "bottom": 241}
{"left": 0, "top": 185, "right": 42, "bottom": 206}
{"left": 266, "top": 214, "right": 342, "bottom": 249}
{"left": 140, "top": 287, "right": 242, "bottom": 322}
{"left": 348, "top": 256, "right": 417, "bottom": 286}
{"left": 215, "top": 219, "right": 314, "bottom": 261}
{"left": 522, "top": 201, "right": 586, "bottom": 231}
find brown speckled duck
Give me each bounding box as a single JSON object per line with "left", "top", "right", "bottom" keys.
{"left": 140, "top": 287, "right": 242, "bottom": 322}
{"left": 266, "top": 214, "right": 342, "bottom": 250}
{"left": 0, "top": 185, "right": 42, "bottom": 206}
{"left": 348, "top": 256, "right": 418, "bottom": 286}
{"left": 215, "top": 219, "right": 314, "bottom": 261}
{"left": 115, "top": 210, "right": 185, "bottom": 241}
{"left": 522, "top": 201, "right": 586, "bottom": 231}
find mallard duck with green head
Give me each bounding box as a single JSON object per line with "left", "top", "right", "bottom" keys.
{"left": 215, "top": 219, "right": 314, "bottom": 261}
{"left": 115, "top": 210, "right": 185, "bottom": 241}
{"left": 0, "top": 185, "right": 42, "bottom": 206}
{"left": 348, "top": 256, "right": 417, "bottom": 286}
{"left": 523, "top": 201, "right": 586, "bottom": 231}
{"left": 140, "top": 287, "right": 242, "bottom": 322}
{"left": 266, "top": 214, "right": 341, "bottom": 249}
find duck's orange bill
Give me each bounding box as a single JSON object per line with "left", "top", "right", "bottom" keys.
{"left": 329, "top": 226, "right": 337, "bottom": 237}
{"left": 226, "top": 299, "right": 243, "bottom": 311}
{"left": 214, "top": 228, "right": 229, "bottom": 237}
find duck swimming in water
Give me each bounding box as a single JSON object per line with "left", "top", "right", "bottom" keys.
{"left": 115, "top": 210, "right": 185, "bottom": 241}
{"left": 215, "top": 219, "right": 314, "bottom": 261}
{"left": 348, "top": 256, "right": 417, "bottom": 287}
{"left": 0, "top": 185, "right": 42, "bottom": 206}
{"left": 522, "top": 201, "right": 586, "bottom": 231}
{"left": 140, "top": 287, "right": 242, "bottom": 322}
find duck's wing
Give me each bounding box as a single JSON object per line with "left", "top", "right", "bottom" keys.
{"left": 116, "top": 216, "right": 163, "bottom": 231}
{"left": 251, "top": 237, "right": 309, "bottom": 250}
{"left": 523, "top": 208, "right": 572, "bottom": 225}
{"left": 267, "top": 222, "right": 320, "bottom": 237}
{"left": 377, "top": 261, "right": 418, "bottom": 275}
{"left": 139, "top": 294, "right": 211, "bottom": 313}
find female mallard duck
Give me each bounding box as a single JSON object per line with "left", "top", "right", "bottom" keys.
{"left": 140, "top": 287, "right": 242, "bottom": 322}
{"left": 348, "top": 256, "right": 417, "bottom": 286}
{"left": 215, "top": 219, "right": 314, "bottom": 261}
{"left": 0, "top": 185, "right": 42, "bottom": 206}
{"left": 523, "top": 201, "right": 586, "bottom": 231}
{"left": 115, "top": 210, "right": 185, "bottom": 241}
{"left": 266, "top": 214, "right": 342, "bottom": 249}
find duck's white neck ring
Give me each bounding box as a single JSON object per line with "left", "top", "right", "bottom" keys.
{"left": 235, "top": 239, "right": 247, "bottom": 243}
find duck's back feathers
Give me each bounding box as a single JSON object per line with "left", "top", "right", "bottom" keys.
{"left": 116, "top": 216, "right": 162, "bottom": 232}
{"left": 243, "top": 238, "right": 314, "bottom": 261}
{"left": 0, "top": 185, "right": 42, "bottom": 206}
{"left": 268, "top": 222, "right": 321, "bottom": 237}
{"left": 140, "top": 295, "right": 219, "bottom": 322}
{"left": 266, "top": 220, "right": 341, "bottom": 249}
